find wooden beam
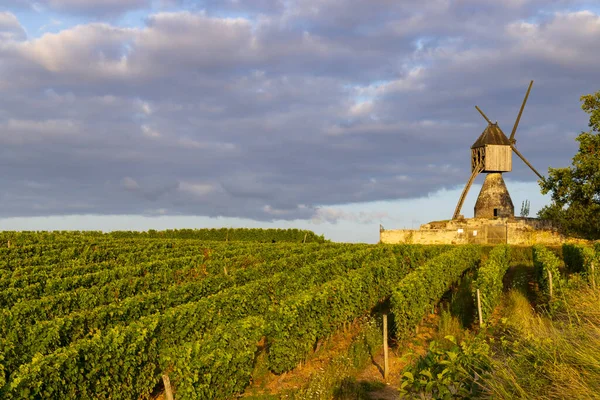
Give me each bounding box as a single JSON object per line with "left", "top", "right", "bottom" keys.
{"left": 511, "top": 144, "right": 543, "bottom": 179}
{"left": 509, "top": 80, "right": 534, "bottom": 143}
{"left": 453, "top": 163, "right": 483, "bottom": 219}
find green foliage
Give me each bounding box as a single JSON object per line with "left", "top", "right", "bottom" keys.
{"left": 400, "top": 335, "right": 491, "bottom": 399}
{"left": 289, "top": 317, "right": 381, "bottom": 399}
{"left": 162, "top": 317, "right": 265, "bottom": 400}
{"left": 532, "top": 245, "right": 562, "bottom": 297}
{"left": 106, "top": 228, "right": 327, "bottom": 243}
{"left": 0, "top": 228, "right": 327, "bottom": 244}
{"left": 0, "top": 234, "right": 466, "bottom": 399}
{"left": 1, "top": 246, "right": 368, "bottom": 380}
{"left": 562, "top": 243, "right": 598, "bottom": 286}
{"left": 472, "top": 245, "right": 511, "bottom": 323}
{"left": 266, "top": 246, "right": 451, "bottom": 374}
{"left": 1, "top": 243, "right": 385, "bottom": 398}
{"left": 508, "top": 246, "right": 533, "bottom": 264}
{"left": 0, "top": 342, "right": 6, "bottom": 388}
{"left": 267, "top": 250, "right": 397, "bottom": 373}
{"left": 391, "top": 246, "right": 481, "bottom": 340}
{"left": 538, "top": 90, "right": 600, "bottom": 239}
{"left": 8, "top": 318, "right": 162, "bottom": 400}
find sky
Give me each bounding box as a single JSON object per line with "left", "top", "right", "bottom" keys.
{"left": 0, "top": 0, "right": 598, "bottom": 243}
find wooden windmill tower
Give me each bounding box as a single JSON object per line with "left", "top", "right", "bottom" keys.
{"left": 452, "top": 80, "right": 543, "bottom": 220}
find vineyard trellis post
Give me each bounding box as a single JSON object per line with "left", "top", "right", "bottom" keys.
{"left": 162, "top": 374, "right": 174, "bottom": 400}
{"left": 591, "top": 261, "right": 596, "bottom": 290}
{"left": 383, "top": 314, "right": 389, "bottom": 381}
{"left": 476, "top": 289, "right": 483, "bottom": 326}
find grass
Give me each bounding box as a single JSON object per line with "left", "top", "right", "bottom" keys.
{"left": 400, "top": 262, "right": 600, "bottom": 400}
{"left": 481, "top": 285, "right": 600, "bottom": 399}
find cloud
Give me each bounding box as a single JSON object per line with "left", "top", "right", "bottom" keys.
{"left": 312, "top": 207, "right": 390, "bottom": 224}
{"left": 0, "top": 118, "right": 80, "bottom": 144}
{"left": 0, "top": 4, "right": 598, "bottom": 221}
{"left": 0, "top": 12, "right": 27, "bottom": 41}
{"left": 4, "top": 0, "right": 151, "bottom": 16}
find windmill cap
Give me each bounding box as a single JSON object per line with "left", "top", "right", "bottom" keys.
{"left": 471, "top": 123, "right": 511, "bottom": 148}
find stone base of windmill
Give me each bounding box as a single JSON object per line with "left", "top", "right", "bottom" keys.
{"left": 379, "top": 216, "right": 566, "bottom": 246}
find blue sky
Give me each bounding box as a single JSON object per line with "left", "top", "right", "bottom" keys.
{"left": 0, "top": 0, "right": 598, "bottom": 242}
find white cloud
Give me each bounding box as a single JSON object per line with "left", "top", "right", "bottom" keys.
{"left": 312, "top": 207, "right": 389, "bottom": 224}
{"left": 141, "top": 125, "right": 161, "bottom": 138}
{"left": 15, "top": 23, "right": 132, "bottom": 77}
{"left": 121, "top": 177, "right": 140, "bottom": 191}
{"left": 179, "top": 181, "right": 217, "bottom": 197}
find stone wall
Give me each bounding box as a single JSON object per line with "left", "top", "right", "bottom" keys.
{"left": 380, "top": 229, "right": 466, "bottom": 245}
{"left": 380, "top": 217, "right": 565, "bottom": 245}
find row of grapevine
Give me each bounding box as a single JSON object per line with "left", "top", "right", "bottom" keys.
{"left": 159, "top": 244, "right": 452, "bottom": 397}
{"left": 1, "top": 238, "right": 277, "bottom": 276}
{"left": 0, "top": 245, "right": 370, "bottom": 384}
{"left": 0, "top": 228, "right": 327, "bottom": 245}
{"left": 563, "top": 243, "right": 598, "bottom": 286}
{"left": 1, "top": 244, "right": 346, "bottom": 339}
{"left": 0, "top": 255, "right": 201, "bottom": 308}
{"left": 1, "top": 241, "right": 313, "bottom": 307}
{"left": 267, "top": 245, "right": 452, "bottom": 373}
{"left": 2, "top": 244, "right": 450, "bottom": 399}
{"left": 391, "top": 245, "right": 482, "bottom": 340}
{"left": 161, "top": 316, "right": 265, "bottom": 400}
{"left": 1, "top": 241, "right": 322, "bottom": 305}
{"left": 105, "top": 228, "right": 327, "bottom": 243}
{"left": 472, "top": 245, "right": 511, "bottom": 323}
{"left": 532, "top": 244, "right": 562, "bottom": 296}
{"left": 0, "top": 242, "right": 202, "bottom": 291}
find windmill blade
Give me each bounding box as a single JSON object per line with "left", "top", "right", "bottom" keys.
{"left": 453, "top": 163, "right": 483, "bottom": 219}
{"left": 475, "top": 106, "right": 493, "bottom": 125}
{"left": 511, "top": 144, "right": 543, "bottom": 180}
{"left": 509, "top": 80, "right": 534, "bottom": 143}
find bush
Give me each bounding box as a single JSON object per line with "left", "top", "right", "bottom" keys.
{"left": 161, "top": 317, "right": 265, "bottom": 400}
{"left": 532, "top": 245, "right": 562, "bottom": 297}
{"left": 391, "top": 246, "right": 481, "bottom": 340}
{"left": 563, "top": 243, "right": 598, "bottom": 287}
{"left": 472, "top": 245, "right": 511, "bottom": 323}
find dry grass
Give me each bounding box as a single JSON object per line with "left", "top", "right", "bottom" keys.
{"left": 481, "top": 287, "right": 600, "bottom": 400}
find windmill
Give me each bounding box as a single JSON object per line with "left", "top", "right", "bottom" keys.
{"left": 452, "top": 80, "right": 543, "bottom": 220}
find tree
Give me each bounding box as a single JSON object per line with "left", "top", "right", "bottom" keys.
{"left": 538, "top": 90, "right": 600, "bottom": 239}
{"left": 520, "top": 200, "right": 530, "bottom": 217}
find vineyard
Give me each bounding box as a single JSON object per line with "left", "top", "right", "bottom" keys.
{"left": 0, "top": 230, "right": 597, "bottom": 399}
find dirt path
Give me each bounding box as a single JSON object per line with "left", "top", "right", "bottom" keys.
{"left": 350, "top": 312, "right": 442, "bottom": 400}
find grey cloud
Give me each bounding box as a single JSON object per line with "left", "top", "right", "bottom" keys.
{"left": 311, "top": 208, "right": 390, "bottom": 224}
{"left": 3, "top": 0, "right": 151, "bottom": 16}
{"left": 178, "top": 0, "right": 285, "bottom": 14}
{"left": 0, "top": 3, "right": 598, "bottom": 221}
{"left": 0, "top": 12, "right": 26, "bottom": 41}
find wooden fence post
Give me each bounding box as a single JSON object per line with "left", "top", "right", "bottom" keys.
{"left": 7, "top": 240, "right": 10, "bottom": 249}
{"left": 303, "top": 232, "right": 308, "bottom": 244}
{"left": 162, "top": 374, "right": 174, "bottom": 400}
{"left": 591, "top": 262, "right": 596, "bottom": 290}
{"left": 476, "top": 289, "right": 483, "bottom": 326}
{"left": 383, "top": 314, "right": 389, "bottom": 381}
{"left": 548, "top": 270, "right": 553, "bottom": 298}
